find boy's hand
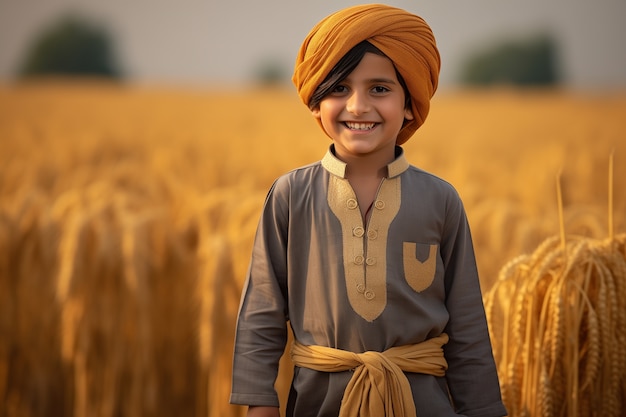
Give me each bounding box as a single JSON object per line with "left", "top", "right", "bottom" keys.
{"left": 247, "top": 406, "right": 280, "bottom": 417}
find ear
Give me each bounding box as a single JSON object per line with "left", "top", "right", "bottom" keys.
{"left": 311, "top": 107, "right": 321, "bottom": 119}
{"left": 404, "top": 107, "right": 414, "bottom": 121}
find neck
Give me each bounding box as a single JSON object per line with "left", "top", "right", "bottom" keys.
{"left": 335, "top": 148, "right": 395, "bottom": 180}
{"left": 345, "top": 159, "right": 388, "bottom": 180}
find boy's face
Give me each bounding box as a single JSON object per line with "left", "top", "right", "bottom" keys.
{"left": 311, "top": 52, "right": 413, "bottom": 160}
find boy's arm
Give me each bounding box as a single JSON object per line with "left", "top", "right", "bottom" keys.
{"left": 441, "top": 194, "right": 508, "bottom": 417}
{"left": 247, "top": 406, "right": 280, "bottom": 417}
{"left": 230, "top": 179, "right": 290, "bottom": 408}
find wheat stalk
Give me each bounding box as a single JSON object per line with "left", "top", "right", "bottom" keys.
{"left": 485, "top": 158, "right": 625, "bottom": 416}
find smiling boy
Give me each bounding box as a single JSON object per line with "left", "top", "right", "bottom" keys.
{"left": 230, "top": 5, "right": 507, "bottom": 417}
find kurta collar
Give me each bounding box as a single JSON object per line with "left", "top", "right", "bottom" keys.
{"left": 321, "top": 145, "right": 409, "bottom": 179}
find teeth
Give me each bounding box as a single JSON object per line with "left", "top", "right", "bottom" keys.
{"left": 346, "top": 122, "right": 375, "bottom": 130}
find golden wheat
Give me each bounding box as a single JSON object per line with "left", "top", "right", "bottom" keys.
{"left": 1, "top": 81, "right": 625, "bottom": 417}
{"left": 485, "top": 234, "right": 626, "bottom": 416}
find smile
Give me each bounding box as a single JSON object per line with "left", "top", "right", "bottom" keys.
{"left": 344, "top": 122, "right": 377, "bottom": 131}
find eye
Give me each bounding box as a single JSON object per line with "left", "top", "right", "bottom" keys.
{"left": 372, "top": 86, "right": 390, "bottom": 94}
{"left": 330, "top": 84, "right": 348, "bottom": 94}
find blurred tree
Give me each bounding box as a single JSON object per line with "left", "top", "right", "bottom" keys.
{"left": 19, "top": 14, "right": 121, "bottom": 78}
{"left": 252, "top": 56, "right": 288, "bottom": 86}
{"left": 460, "top": 33, "right": 560, "bottom": 86}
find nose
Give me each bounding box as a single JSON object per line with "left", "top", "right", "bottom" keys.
{"left": 346, "top": 90, "right": 370, "bottom": 116}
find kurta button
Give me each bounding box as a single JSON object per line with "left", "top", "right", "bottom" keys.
{"left": 374, "top": 200, "right": 385, "bottom": 210}
{"left": 366, "top": 257, "right": 376, "bottom": 266}
{"left": 353, "top": 227, "right": 364, "bottom": 237}
{"left": 356, "top": 284, "right": 365, "bottom": 293}
{"left": 367, "top": 230, "right": 377, "bottom": 240}
{"left": 364, "top": 290, "right": 375, "bottom": 300}
{"left": 347, "top": 199, "right": 358, "bottom": 209}
{"left": 354, "top": 255, "right": 364, "bottom": 265}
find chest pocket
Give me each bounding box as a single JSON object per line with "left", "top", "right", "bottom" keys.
{"left": 403, "top": 242, "right": 438, "bottom": 292}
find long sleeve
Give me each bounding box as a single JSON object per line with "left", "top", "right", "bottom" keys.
{"left": 440, "top": 195, "right": 507, "bottom": 417}
{"left": 230, "top": 179, "right": 290, "bottom": 407}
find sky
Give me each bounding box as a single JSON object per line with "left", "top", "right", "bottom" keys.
{"left": 1, "top": 0, "right": 625, "bottom": 89}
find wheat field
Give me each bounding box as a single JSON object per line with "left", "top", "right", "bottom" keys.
{"left": 0, "top": 80, "right": 624, "bottom": 417}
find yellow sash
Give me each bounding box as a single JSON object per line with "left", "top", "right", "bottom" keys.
{"left": 290, "top": 333, "right": 449, "bottom": 417}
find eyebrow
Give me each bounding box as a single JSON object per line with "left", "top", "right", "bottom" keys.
{"left": 368, "top": 78, "right": 398, "bottom": 84}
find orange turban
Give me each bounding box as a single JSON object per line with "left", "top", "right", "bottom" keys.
{"left": 293, "top": 4, "right": 440, "bottom": 145}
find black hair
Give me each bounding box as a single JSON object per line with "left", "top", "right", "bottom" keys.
{"left": 308, "top": 40, "right": 411, "bottom": 111}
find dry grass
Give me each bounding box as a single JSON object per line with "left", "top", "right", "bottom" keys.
{"left": 0, "top": 80, "right": 625, "bottom": 416}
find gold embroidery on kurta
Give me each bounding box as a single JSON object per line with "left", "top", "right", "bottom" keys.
{"left": 403, "top": 243, "right": 437, "bottom": 292}
{"left": 328, "top": 175, "right": 401, "bottom": 321}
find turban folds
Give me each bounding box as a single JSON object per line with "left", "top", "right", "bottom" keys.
{"left": 293, "top": 4, "right": 440, "bottom": 145}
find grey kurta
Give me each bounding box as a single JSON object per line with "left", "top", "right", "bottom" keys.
{"left": 230, "top": 146, "right": 506, "bottom": 417}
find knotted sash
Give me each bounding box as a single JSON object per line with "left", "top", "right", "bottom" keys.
{"left": 293, "top": 4, "right": 440, "bottom": 144}
{"left": 290, "top": 334, "right": 449, "bottom": 417}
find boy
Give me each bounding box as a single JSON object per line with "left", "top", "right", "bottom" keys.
{"left": 230, "top": 4, "right": 507, "bottom": 417}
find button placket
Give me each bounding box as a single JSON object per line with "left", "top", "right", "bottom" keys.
{"left": 327, "top": 175, "right": 401, "bottom": 321}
